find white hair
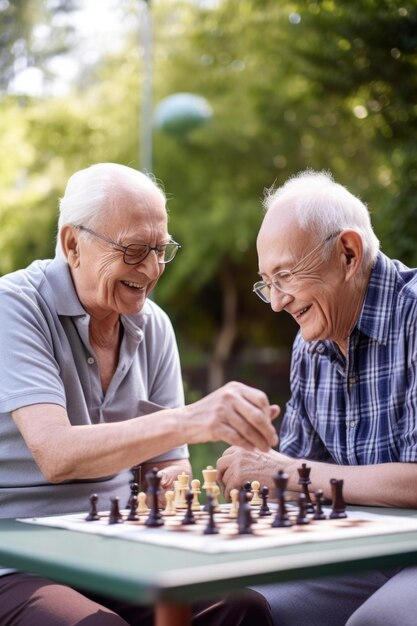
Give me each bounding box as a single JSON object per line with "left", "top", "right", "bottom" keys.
{"left": 263, "top": 170, "right": 380, "bottom": 267}
{"left": 55, "top": 163, "right": 166, "bottom": 258}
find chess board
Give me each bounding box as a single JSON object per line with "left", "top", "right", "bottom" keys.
{"left": 19, "top": 504, "right": 417, "bottom": 554}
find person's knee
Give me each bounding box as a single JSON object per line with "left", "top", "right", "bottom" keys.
{"left": 1, "top": 575, "right": 129, "bottom": 626}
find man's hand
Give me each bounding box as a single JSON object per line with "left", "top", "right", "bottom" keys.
{"left": 217, "top": 445, "right": 293, "bottom": 500}
{"left": 142, "top": 459, "right": 192, "bottom": 489}
{"left": 184, "top": 381, "right": 280, "bottom": 452}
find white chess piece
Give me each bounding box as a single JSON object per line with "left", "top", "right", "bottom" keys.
{"left": 162, "top": 490, "right": 176, "bottom": 516}
{"left": 229, "top": 488, "right": 239, "bottom": 518}
{"left": 137, "top": 491, "right": 150, "bottom": 514}
{"left": 191, "top": 479, "right": 201, "bottom": 511}
{"left": 251, "top": 480, "right": 262, "bottom": 506}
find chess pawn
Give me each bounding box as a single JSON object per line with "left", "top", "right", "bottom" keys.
{"left": 181, "top": 491, "right": 196, "bottom": 526}
{"left": 127, "top": 494, "right": 139, "bottom": 522}
{"left": 211, "top": 484, "right": 221, "bottom": 512}
{"left": 203, "top": 494, "right": 219, "bottom": 535}
{"left": 250, "top": 480, "right": 262, "bottom": 506}
{"left": 237, "top": 489, "right": 254, "bottom": 535}
{"left": 229, "top": 488, "right": 239, "bottom": 519}
{"left": 137, "top": 491, "right": 150, "bottom": 514}
{"left": 86, "top": 493, "right": 100, "bottom": 521}
{"left": 259, "top": 486, "right": 272, "bottom": 517}
{"left": 162, "top": 490, "right": 176, "bottom": 516}
{"left": 313, "top": 488, "right": 327, "bottom": 521}
{"left": 191, "top": 479, "right": 201, "bottom": 511}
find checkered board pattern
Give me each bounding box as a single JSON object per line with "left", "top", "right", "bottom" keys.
{"left": 19, "top": 504, "right": 417, "bottom": 554}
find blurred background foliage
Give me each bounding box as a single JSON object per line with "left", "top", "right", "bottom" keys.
{"left": 1, "top": 0, "right": 416, "bottom": 475}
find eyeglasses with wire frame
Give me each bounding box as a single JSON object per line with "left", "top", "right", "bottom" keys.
{"left": 253, "top": 232, "right": 340, "bottom": 303}
{"left": 74, "top": 225, "right": 181, "bottom": 265}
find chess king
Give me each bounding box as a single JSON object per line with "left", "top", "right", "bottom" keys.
{"left": 0, "top": 163, "right": 278, "bottom": 625}
{"left": 217, "top": 170, "right": 417, "bottom": 626}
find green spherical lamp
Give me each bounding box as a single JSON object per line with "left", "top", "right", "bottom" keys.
{"left": 153, "top": 93, "right": 212, "bottom": 136}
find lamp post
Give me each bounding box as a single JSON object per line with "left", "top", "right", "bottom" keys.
{"left": 140, "top": 0, "right": 153, "bottom": 173}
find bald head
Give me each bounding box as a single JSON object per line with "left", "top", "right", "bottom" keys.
{"left": 260, "top": 170, "right": 379, "bottom": 269}
{"left": 56, "top": 163, "right": 166, "bottom": 258}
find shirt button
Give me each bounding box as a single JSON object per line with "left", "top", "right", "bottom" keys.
{"left": 87, "top": 357, "right": 95, "bottom": 365}
{"left": 350, "top": 420, "right": 357, "bottom": 428}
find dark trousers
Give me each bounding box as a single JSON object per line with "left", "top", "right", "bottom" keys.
{"left": 0, "top": 572, "right": 272, "bottom": 625}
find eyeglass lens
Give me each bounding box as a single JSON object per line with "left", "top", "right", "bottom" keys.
{"left": 123, "top": 243, "right": 179, "bottom": 265}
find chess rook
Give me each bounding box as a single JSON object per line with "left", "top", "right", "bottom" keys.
{"left": 330, "top": 478, "right": 347, "bottom": 519}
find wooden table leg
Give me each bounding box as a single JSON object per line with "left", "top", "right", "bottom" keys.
{"left": 155, "top": 602, "right": 192, "bottom": 626}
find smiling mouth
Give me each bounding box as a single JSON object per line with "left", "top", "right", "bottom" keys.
{"left": 294, "top": 305, "right": 311, "bottom": 319}
{"left": 121, "top": 280, "right": 145, "bottom": 290}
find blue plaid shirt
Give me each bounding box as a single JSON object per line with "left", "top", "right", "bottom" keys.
{"left": 280, "top": 252, "right": 417, "bottom": 465}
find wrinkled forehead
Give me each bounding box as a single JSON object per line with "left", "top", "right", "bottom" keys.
{"left": 107, "top": 176, "right": 166, "bottom": 217}
{"left": 99, "top": 177, "right": 169, "bottom": 240}
{"left": 257, "top": 199, "right": 309, "bottom": 276}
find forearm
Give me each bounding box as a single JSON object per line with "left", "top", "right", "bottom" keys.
{"left": 285, "top": 458, "right": 417, "bottom": 508}
{"left": 13, "top": 404, "right": 188, "bottom": 483}
{"left": 13, "top": 381, "right": 279, "bottom": 483}
{"left": 218, "top": 447, "right": 417, "bottom": 508}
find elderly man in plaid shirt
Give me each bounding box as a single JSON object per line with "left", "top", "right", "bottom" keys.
{"left": 218, "top": 170, "right": 417, "bottom": 626}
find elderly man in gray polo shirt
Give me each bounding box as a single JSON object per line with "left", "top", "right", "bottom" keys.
{"left": 0, "top": 163, "right": 277, "bottom": 626}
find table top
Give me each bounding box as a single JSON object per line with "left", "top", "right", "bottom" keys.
{"left": 1, "top": 506, "right": 417, "bottom": 605}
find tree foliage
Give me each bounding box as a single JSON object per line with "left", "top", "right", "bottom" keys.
{"left": 0, "top": 0, "right": 416, "bottom": 401}
{"left": 0, "top": 0, "right": 77, "bottom": 92}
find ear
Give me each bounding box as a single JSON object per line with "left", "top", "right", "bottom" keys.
{"left": 60, "top": 224, "right": 80, "bottom": 268}
{"left": 338, "top": 230, "right": 363, "bottom": 280}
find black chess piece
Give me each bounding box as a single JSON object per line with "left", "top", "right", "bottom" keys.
{"left": 127, "top": 465, "right": 142, "bottom": 507}
{"left": 126, "top": 481, "right": 139, "bottom": 509}
{"left": 297, "top": 463, "right": 315, "bottom": 514}
{"left": 130, "top": 464, "right": 142, "bottom": 489}
{"left": 145, "top": 468, "right": 164, "bottom": 528}
{"left": 86, "top": 493, "right": 100, "bottom": 521}
{"left": 312, "top": 488, "right": 327, "bottom": 521}
{"left": 259, "top": 486, "right": 272, "bottom": 517}
{"left": 243, "top": 481, "right": 252, "bottom": 493}
{"left": 182, "top": 491, "right": 196, "bottom": 525}
{"left": 237, "top": 489, "right": 254, "bottom": 534}
{"left": 127, "top": 494, "right": 140, "bottom": 522}
{"left": 329, "top": 478, "right": 347, "bottom": 519}
{"left": 272, "top": 470, "right": 292, "bottom": 528}
{"left": 108, "top": 496, "right": 124, "bottom": 524}
{"left": 203, "top": 494, "right": 219, "bottom": 535}
{"left": 295, "top": 493, "right": 310, "bottom": 525}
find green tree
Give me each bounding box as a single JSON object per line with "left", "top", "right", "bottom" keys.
{"left": 0, "top": 0, "right": 76, "bottom": 93}
{"left": 1, "top": 0, "right": 416, "bottom": 401}
{"left": 290, "top": 0, "right": 417, "bottom": 263}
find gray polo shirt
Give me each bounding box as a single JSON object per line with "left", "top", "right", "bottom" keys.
{"left": 0, "top": 257, "right": 188, "bottom": 519}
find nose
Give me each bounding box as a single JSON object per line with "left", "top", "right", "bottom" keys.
{"left": 270, "top": 287, "right": 293, "bottom": 312}
{"left": 135, "top": 249, "right": 162, "bottom": 280}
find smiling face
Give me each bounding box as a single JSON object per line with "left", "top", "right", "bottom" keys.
{"left": 62, "top": 178, "right": 169, "bottom": 322}
{"left": 257, "top": 198, "right": 364, "bottom": 348}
